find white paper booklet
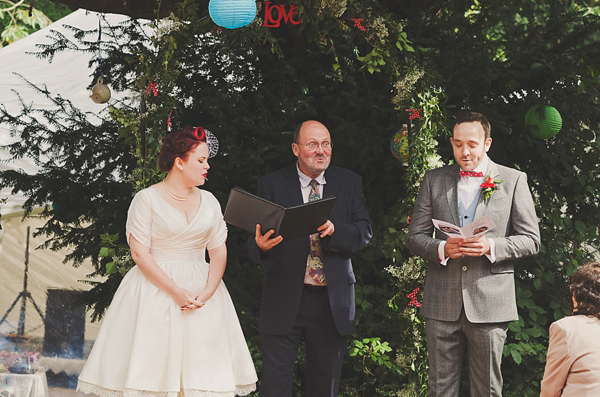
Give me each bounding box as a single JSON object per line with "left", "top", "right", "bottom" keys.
{"left": 432, "top": 214, "right": 495, "bottom": 238}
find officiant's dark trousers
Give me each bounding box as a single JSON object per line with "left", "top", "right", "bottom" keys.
{"left": 259, "top": 285, "right": 347, "bottom": 397}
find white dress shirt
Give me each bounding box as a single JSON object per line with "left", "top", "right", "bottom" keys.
{"left": 297, "top": 164, "right": 326, "bottom": 203}
{"left": 438, "top": 157, "right": 496, "bottom": 265}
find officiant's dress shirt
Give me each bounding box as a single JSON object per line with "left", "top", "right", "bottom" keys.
{"left": 297, "top": 164, "right": 326, "bottom": 202}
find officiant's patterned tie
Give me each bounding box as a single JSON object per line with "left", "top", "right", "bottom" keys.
{"left": 308, "top": 179, "right": 326, "bottom": 283}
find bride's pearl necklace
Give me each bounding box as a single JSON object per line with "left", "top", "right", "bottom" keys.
{"left": 162, "top": 180, "right": 191, "bottom": 201}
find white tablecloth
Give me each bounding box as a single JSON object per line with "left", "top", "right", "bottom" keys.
{"left": 0, "top": 372, "right": 48, "bottom": 397}
{"left": 38, "top": 357, "right": 85, "bottom": 376}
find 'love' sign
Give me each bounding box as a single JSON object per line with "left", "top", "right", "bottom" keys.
{"left": 263, "top": 2, "right": 302, "bottom": 28}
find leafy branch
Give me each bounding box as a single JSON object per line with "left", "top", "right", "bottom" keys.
{"left": 0, "top": 0, "right": 51, "bottom": 46}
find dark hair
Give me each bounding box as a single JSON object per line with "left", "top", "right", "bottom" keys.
{"left": 570, "top": 262, "right": 600, "bottom": 319}
{"left": 454, "top": 112, "right": 491, "bottom": 140}
{"left": 158, "top": 126, "right": 207, "bottom": 172}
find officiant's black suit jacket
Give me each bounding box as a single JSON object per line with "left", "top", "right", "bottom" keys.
{"left": 247, "top": 164, "right": 372, "bottom": 336}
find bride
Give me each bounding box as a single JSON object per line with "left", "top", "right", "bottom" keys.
{"left": 77, "top": 126, "right": 257, "bottom": 397}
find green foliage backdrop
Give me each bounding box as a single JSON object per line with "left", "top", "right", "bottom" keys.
{"left": 1, "top": 0, "right": 600, "bottom": 396}
{"left": 0, "top": 0, "right": 71, "bottom": 46}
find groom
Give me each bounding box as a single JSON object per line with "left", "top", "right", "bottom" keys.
{"left": 407, "top": 112, "right": 540, "bottom": 396}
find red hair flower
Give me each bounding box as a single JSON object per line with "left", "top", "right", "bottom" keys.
{"left": 192, "top": 126, "right": 206, "bottom": 141}
{"left": 192, "top": 126, "right": 219, "bottom": 158}
{"left": 480, "top": 171, "right": 503, "bottom": 204}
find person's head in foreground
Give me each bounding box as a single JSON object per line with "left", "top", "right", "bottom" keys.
{"left": 570, "top": 261, "right": 600, "bottom": 319}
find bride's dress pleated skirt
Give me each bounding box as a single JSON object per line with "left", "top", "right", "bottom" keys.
{"left": 77, "top": 260, "right": 257, "bottom": 397}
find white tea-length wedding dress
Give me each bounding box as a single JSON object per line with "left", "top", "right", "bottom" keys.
{"left": 77, "top": 188, "right": 257, "bottom": 397}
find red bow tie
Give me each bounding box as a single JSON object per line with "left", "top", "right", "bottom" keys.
{"left": 460, "top": 171, "right": 483, "bottom": 177}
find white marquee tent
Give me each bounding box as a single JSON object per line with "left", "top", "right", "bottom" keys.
{"left": 0, "top": 9, "right": 133, "bottom": 369}
{"left": 0, "top": 8, "right": 131, "bottom": 216}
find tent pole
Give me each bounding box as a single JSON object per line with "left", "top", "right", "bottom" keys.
{"left": 0, "top": 226, "right": 44, "bottom": 338}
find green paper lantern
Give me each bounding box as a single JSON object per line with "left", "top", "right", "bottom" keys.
{"left": 524, "top": 105, "right": 562, "bottom": 139}
{"left": 208, "top": 0, "right": 257, "bottom": 29}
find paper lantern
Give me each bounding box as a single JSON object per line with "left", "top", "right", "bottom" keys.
{"left": 524, "top": 105, "right": 562, "bottom": 139}
{"left": 208, "top": 0, "right": 257, "bottom": 29}
{"left": 391, "top": 124, "right": 409, "bottom": 166}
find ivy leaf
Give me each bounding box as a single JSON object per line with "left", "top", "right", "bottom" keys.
{"left": 105, "top": 261, "right": 117, "bottom": 275}
{"left": 508, "top": 321, "right": 521, "bottom": 332}
{"left": 525, "top": 327, "right": 542, "bottom": 337}
{"left": 510, "top": 349, "right": 523, "bottom": 365}
{"left": 520, "top": 289, "right": 533, "bottom": 298}
{"left": 528, "top": 310, "right": 537, "bottom": 321}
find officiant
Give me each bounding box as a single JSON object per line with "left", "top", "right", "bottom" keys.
{"left": 406, "top": 111, "right": 541, "bottom": 397}
{"left": 247, "top": 120, "right": 372, "bottom": 397}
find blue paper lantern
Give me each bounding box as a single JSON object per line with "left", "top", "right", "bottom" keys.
{"left": 208, "top": 0, "right": 257, "bottom": 29}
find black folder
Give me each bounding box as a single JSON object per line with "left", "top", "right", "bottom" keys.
{"left": 223, "top": 187, "right": 337, "bottom": 241}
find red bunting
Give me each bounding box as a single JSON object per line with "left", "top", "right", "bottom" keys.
{"left": 350, "top": 18, "right": 367, "bottom": 32}
{"left": 405, "top": 108, "right": 422, "bottom": 120}
{"left": 144, "top": 81, "right": 158, "bottom": 96}
{"left": 406, "top": 287, "right": 422, "bottom": 308}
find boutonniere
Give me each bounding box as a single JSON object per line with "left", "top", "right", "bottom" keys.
{"left": 480, "top": 172, "right": 503, "bottom": 204}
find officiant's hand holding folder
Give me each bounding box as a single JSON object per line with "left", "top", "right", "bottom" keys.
{"left": 223, "top": 187, "right": 337, "bottom": 241}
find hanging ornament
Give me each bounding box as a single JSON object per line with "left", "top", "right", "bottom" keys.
{"left": 391, "top": 124, "right": 409, "bottom": 166}
{"left": 91, "top": 19, "right": 111, "bottom": 104}
{"left": 91, "top": 77, "right": 111, "bottom": 103}
{"left": 524, "top": 105, "right": 562, "bottom": 139}
{"left": 208, "top": 0, "right": 257, "bottom": 29}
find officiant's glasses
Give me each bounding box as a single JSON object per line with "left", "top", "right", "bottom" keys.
{"left": 296, "top": 141, "right": 333, "bottom": 151}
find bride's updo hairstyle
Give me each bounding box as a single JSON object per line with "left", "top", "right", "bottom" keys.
{"left": 158, "top": 126, "right": 207, "bottom": 172}
{"left": 570, "top": 261, "right": 600, "bottom": 319}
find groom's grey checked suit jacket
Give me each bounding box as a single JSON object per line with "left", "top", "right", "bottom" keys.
{"left": 407, "top": 160, "right": 541, "bottom": 323}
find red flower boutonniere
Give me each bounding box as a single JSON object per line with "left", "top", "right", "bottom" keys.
{"left": 480, "top": 172, "right": 503, "bottom": 204}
